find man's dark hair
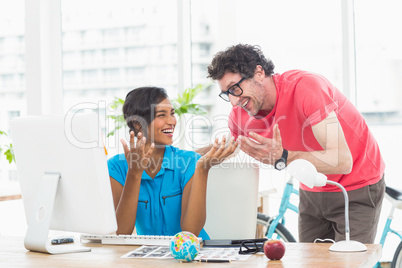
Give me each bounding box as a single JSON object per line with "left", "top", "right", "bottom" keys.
{"left": 207, "top": 44, "right": 275, "bottom": 80}
{"left": 123, "top": 86, "right": 168, "bottom": 137}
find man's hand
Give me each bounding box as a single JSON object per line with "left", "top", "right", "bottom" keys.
{"left": 237, "top": 124, "right": 283, "bottom": 165}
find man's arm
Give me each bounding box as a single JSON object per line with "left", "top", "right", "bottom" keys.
{"left": 287, "top": 111, "right": 352, "bottom": 174}
{"left": 238, "top": 111, "right": 353, "bottom": 174}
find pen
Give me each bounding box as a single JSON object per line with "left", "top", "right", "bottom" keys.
{"left": 199, "top": 259, "right": 231, "bottom": 263}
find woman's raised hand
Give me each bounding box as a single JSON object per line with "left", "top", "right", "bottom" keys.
{"left": 120, "top": 131, "right": 154, "bottom": 173}
{"left": 199, "top": 136, "right": 238, "bottom": 169}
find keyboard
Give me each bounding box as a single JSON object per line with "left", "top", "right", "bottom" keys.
{"left": 80, "top": 234, "right": 202, "bottom": 246}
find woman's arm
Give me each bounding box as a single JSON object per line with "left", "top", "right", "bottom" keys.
{"left": 111, "top": 131, "right": 154, "bottom": 235}
{"left": 112, "top": 170, "right": 142, "bottom": 235}
{"left": 194, "top": 145, "right": 212, "bottom": 156}
{"left": 110, "top": 175, "right": 141, "bottom": 235}
{"left": 180, "top": 136, "right": 238, "bottom": 235}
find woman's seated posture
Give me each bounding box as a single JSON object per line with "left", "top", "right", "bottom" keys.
{"left": 108, "top": 86, "right": 237, "bottom": 240}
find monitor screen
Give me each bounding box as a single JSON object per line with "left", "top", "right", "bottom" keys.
{"left": 10, "top": 112, "right": 117, "bottom": 254}
{"left": 204, "top": 160, "right": 259, "bottom": 240}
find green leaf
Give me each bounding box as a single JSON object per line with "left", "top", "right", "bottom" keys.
{"left": 186, "top": 104, "right": 207, "bottom": 115}
{"left": 183, "top": 107, "right": 190, "bottom": 114}
{"left": 116, "top": 115, "right": 125, "bottom": 123}
{"left": 106, "top": 130, "right": 115, "bottom": 137}
{"left": 110, "top": 97, "right": 125, "bottom": 110}
{"left": 171, "top": 100, "right": 180, "bottom": 110}
{"left": 0, "top": 131, "right": 15, "bottom": 164}
{"left": 5, "top": 150, "right": 13, "bottom": 164}
{"left": 177, "top": 84, "right": 201, "bottom": 104}
{"left": 186, "top": 84, "right": 205, "bottom": 102}
{"left": 4, "top": 144, "right": 15, "bottom": 164}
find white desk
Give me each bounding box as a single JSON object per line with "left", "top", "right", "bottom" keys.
{"left": 0, "top": 236, "right": 381, "bottom": 267}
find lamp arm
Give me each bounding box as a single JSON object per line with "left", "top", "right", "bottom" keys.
{"left": 325, "top": 180, "right": 350, "bottom": 241}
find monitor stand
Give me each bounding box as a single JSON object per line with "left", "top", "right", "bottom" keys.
{"left": 24, "top": 172, "right": 91, "bottom": 254}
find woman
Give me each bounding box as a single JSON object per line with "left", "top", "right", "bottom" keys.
{"left": 107, "top": 86, "right": 237, "bottom": 240}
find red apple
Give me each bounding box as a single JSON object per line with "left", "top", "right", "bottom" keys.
{"left": 263, "top": 239, "right": 286, "bottom": 260}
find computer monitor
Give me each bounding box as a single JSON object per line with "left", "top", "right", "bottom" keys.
{"left": 204, "top": 160, "right": 259, "bottom": 239}
{"left": 9, "top": 112, "right": 117, "bottom": 254}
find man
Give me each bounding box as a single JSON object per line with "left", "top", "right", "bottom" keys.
{"left": 207, "top": 44, "right": 385, "bottom": 243}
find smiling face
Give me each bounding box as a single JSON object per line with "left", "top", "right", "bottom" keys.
{"left": 147, "top": 98, "right": 176, "bottom": 146}
{"left": 217, "top": 68, "right": 276, "bottom": 117}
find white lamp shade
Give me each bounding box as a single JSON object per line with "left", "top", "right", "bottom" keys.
{"left": 315, "top": 172, "right": 328, "bottom": 187}
{"left": 287, "top": 159, "right": 327, "bottom": 188}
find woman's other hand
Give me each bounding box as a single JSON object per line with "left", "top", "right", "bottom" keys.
{"left": 120, "top": 131, "right": 154, "bottom": 174}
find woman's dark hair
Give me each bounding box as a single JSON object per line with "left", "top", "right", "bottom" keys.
{"left": 123, "top": 86, "right": 168, "bottom": 137}
{"left": 207, "top": 44, "right": 275, "bottom": 80}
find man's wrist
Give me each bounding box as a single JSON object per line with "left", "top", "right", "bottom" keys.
{"left": 274, "top": 149, "right": 288, "bottom": 170}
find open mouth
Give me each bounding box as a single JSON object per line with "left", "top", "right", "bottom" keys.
{"left": 162, "top": 128, "right": 174, "bottom": 136}
{"left": 240, "top": 98, "right": 250, "bottom": 109}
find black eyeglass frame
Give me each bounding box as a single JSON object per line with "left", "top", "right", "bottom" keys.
{"left": 218, "top": 77, "right": 246, "bottom": 102}
{"left": 238, "top": 240, "right": 264, "bottom": 255}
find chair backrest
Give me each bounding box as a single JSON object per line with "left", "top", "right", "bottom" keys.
{"left": 203, "top": 161, "right": 259, "bottom": 239}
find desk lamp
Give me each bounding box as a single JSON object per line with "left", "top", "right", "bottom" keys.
{"left": 287, "top": 159, "right": 367, "bottom": 252}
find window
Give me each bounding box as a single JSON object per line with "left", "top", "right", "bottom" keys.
{"left": 82, "top": 30, "right": 102, "bottom": 46}
{"left": 7, "top": 110, "right": 20, "bottom": 119}
{"left": 103, "top": 29, "right": 121, "bottom": 44}
{"left": 8, "top": 170, "right": 18, "bottom": 182}
{"left": 103, "top": 68, "right": 120, "bottom": 83}
{"left": 198, "top": 43, "right": 211, "bottom": 57}
{"left": 1, "top": 55, "right": 21, "bottom": 70}
{"left": 125, "top": 27, "right": 142, "bottom": 42}
{"left": 63, "top": 71, "right": 77, "bottom": 85}
{"left": 61, "top": 0, "right": 179, "bottom": 157}
{"left": 1, "top": 74, "right": 14, "bottom": 87}
{"left": 63, "top": 51, "right": 81, "bottom": 67}
{"left": 82, "top": 50, "right": 100, "bottom": 65}
{"left": 103, "top": 49, "right": 120, "bottom": 64}
{"left": 125, "top": 47, "right": 146, "bottom": 65}
{"left": 3, "top": 37, "right": 21, "bottom": 53}
{"left": 63, "top": 31, "right": 82, "bottom": 47}
{"left": 0, "top": 0, "right": 25, "bottom": 197}
{"left": 355, "top": 0, "right": 402, "bottom": 121}
{"left": 354, "top": 0, "right": 402, "bottom": 260}
{"left": 82, "top": 69, "right": 98, "bottom": 84}
{"left": 126, "top": 67, "right": 145, "bottom": 81}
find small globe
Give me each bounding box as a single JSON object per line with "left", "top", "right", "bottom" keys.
{"left": 169, "top": 231, "right": 200, "bottom": 262}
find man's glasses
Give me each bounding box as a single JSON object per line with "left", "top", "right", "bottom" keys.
{"left": 219, "top": 77, "right": 246, "bottom": 102}
{"left": 238, "top": 240, "right": 264, "bottom": 255}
